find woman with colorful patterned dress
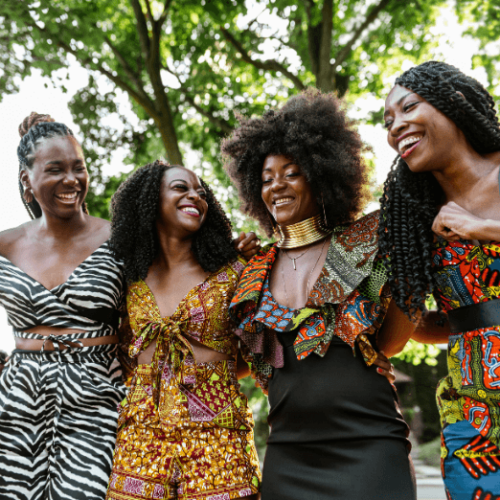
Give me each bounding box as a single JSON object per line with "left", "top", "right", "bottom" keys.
{"left": 221, "top": 90, "right": 417, "bottom": 499}
{"left": 105, "top": 161, "right": 261, "bottom": 500}
{"left": 381, "top": 61, "right": 500, "bottom": 499}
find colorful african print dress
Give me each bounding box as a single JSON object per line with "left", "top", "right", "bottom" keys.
{"left": 433, "top": 240, "right": 500, "bottom": 500}
{"left": 106, "top": 258, "right": 261, "bottom": 500}
{"left": 230, "top": 212, "right": 416, "bottom": 500}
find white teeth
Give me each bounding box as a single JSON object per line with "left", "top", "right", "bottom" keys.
{"left": 180, "top": 207, "right": 200, "bottom": 215}
{"left": 57, "top": 193, "right": 77, "bottom": 200}
{"left": 274, "top": 198, "right": 294, "bottom": 205}
{"left": 398, "top": 135, "right": 422, "bottom": 153}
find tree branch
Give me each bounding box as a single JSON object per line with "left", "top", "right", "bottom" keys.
{"left": 317, "top": 0, "right": 333, "bottom": 90}
{"left": 183, "top": 94, "right": 233, "bottom": 135}
{"left": 104, "top": 36, "right": 149, "bottom": 101}
{"left": 220, "top": 27, "right": 305, "bottom": 90}
{"left": 163, "top": 64, "right": 233, "bottom": 134}
{"left": 334, "top": 0, "right": 391, "bottom": 68}
{"left": 129, "top": 0, "right": 151, "bottom": 61}
{"left": 144, "top": 0, "right": 154, "bottom": 24}
{"left": 48, "top": 35, "right": 157, "bottom": 118}
{"left": 158, "top": 0, "right": 173, "bottom": 29}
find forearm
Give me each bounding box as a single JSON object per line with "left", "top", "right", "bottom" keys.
{"left": 377, "top": 300, "right": 417, "bottom": 357}
{"left": 472, "top": 218, "right": 500, "bottom": 242}
{"left": 411, "top": 311, "right": 451, "bottom": 344}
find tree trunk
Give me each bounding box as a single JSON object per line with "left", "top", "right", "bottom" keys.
{"left": 155, "top": 105, "right": 183, "bottom": 164}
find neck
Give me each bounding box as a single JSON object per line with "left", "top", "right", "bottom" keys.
{"left": 432, "top": 149, "right": 500, "bottom": 204}
{"left": 37, "top": 209, "right": 88, "bottom": 239}
{"left": 276, "top": 213, "right": 333, "bottom": 249}
{"left": 155, "top": 228, "right": 198, "bottom": 270}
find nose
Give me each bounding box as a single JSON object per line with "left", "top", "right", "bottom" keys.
{"left": 186, "top": 188, "right": 201, "bottom": 201}
{"left": 270, "top": 176, "right": 286, "bottom": 192}
{"left": 62, "top": 171, "right": 78, "bottom": 185}
{"left": 390, "top": 113, "right": 408, "bottom": 138}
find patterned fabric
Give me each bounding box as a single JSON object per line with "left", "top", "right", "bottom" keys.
{"left": 0, "top": 240, "right": 123, "bottom": 331}
{"left": 230, "top": 211, "right": 390, "bottom": 392}
{"left": 0, "top": 332, "right": 126, "bottom": 500}
{"left": 433, "top": 240, "right": 500, "bottom": 499}
{"left": 107, "top": 362, "right": 260, "bottom": 500}
{"left": 0, "top": 241, "right": 127, "bottom": 499}
{"left": 441, "top": 421, "right": 500, "bottom": 500}
{"left": 107, "top": 257, "right": 261, "bottom": 500}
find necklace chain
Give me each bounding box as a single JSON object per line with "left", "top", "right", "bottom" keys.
{"left": 281, "top": 237, "right": 329, "bottom": 306}
{"left": 282, "top": 247, "right": 310, "bottom": 270}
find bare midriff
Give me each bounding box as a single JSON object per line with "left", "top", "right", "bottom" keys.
{"left": 137, "top": 335, "right": 232, "bottom": 365}
{"left": 15, "top": 325, "right": 118, "bottom": 351}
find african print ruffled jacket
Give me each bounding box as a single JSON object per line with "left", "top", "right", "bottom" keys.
{"left": 230, "top": 211, "right": 390, "bottom": 392}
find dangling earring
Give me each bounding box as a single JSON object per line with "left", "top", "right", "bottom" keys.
{"left": 267, "top": 211, "right": 279, "bottom": 237}
{"left": 321, "top": 193, "right": 328, "bottom": 228}
{"left": 23, "top": 187, "right": 33, "bottom": 204}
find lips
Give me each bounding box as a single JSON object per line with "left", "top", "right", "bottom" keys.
{"left": 273, "top": 197, "right": 294, "bottom": 206}
{"left": 178, "top": 205, "right": 201, "bottom": 217}
{"left": 55, "top": 192, "right": 79, "bottom": 203}
{"left": 398, "top": 134, "right": 423, "bottom": 159}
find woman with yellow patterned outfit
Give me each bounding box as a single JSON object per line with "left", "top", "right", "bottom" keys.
{"left": 105, "top": 160, "right": 261, "bottom": 500}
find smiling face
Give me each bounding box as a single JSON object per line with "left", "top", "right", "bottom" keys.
{"left": 157, "top": 167, "right": 208, "bottom": 237}
{"left": 384, "top": 85, "right": 467, "bottom": 173}
{"left": 21, "top": 135, "right": 88, "bottom": 219}
{"left": 261, "top": 154, "right": 320, "bottom": 226}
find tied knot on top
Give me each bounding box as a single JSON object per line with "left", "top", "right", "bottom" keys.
{"left": 41, "top": 334, "right": 83, "bottom": 353}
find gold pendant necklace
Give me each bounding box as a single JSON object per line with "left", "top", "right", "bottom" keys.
{"left": 275, "top": 214, "right": 333, "bottom": 249}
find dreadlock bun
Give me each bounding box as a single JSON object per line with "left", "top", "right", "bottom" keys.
{"left": 18, "top": 112, "right": 56, "bottom": 138}
{"left": 16, "top": 112, "right": 87, "bottom": 219}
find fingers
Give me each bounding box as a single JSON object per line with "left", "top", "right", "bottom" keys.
{"left": 375, "top": 350, "right": 396, "bottom": 383}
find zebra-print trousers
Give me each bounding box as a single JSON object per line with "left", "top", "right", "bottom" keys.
{"left": 0, "top": 333, "right": 127, "bottom": 500}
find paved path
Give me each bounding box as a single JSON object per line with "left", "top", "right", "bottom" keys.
{"left": 415, "top": 460, "right": 447, "bottom": 500}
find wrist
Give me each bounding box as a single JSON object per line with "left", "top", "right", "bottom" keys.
{"left": 472, "top": 218, "right": 500, "bottom": 241}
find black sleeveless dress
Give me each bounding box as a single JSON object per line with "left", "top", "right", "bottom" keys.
{"left": 263, "top": 332, "right": 415, "bottom": 500}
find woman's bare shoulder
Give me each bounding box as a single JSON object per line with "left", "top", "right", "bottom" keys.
{"left": 0, "top": 222, "right": 34, "bottom": 257}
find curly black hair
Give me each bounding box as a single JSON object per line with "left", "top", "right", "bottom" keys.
{"left": 17, "top": 112, "right": 88, "bottom": 218}
{"left": 221, "top": 88, "right": 368, "bottom": 237}
{"left": 378, "top": 61, "right": 500, "bottom": 318}
{"left": 109, "top": 160, "right": 239, "bottom": 284}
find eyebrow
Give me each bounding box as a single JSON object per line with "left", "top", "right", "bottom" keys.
{"left": 262, "top": 162, "right": 296, "bottom": 173}
{"left": 383, "top": 92, "right": 416, "bottom": 117}
{"left": 169, "top": 178, "right": 188, "bottom": 185}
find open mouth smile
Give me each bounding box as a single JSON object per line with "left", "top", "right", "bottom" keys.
{"left": 55, "top": 192, "right": 79, "bottom": 203}
{"left": 273, "top": 197, "right": 294, "bottom": 206}
{"left": 178, "top": 205, "right": 201, "bottom": 217}
{"left": 398, "top": 135, "right": 423, "bottom": 159}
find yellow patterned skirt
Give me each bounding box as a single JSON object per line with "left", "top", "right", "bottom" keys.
{"left": 106, "top": 359, "right": 261, "bottom": 500}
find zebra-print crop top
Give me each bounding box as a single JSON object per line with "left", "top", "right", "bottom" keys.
{"left": 0, "top": 241, "right": 124, "bottom": 333}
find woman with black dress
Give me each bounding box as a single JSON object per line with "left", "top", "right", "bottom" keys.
{"left": 222, "top": 90, "right": 417, "bottom": 499}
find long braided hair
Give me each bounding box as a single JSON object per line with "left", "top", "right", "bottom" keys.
{"left": 17, "top": 112, "right": 88, "bottom": 219}
{"left": 379, "top": 61, "right": 500, "bottom": 318}
{"left": 109, "top": 160, "right": 238, "bottom": 284}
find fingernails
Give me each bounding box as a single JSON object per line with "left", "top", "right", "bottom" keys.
{"left": 377, "top": 368, "right": 383, "bottom": 373}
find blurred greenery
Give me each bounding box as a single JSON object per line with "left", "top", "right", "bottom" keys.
{"left": 5, "top": 0, "right": 497, "bottom": 461}
{"left": 418, "top": 435, "right": 441, "bottom": 467}
{"left": 0, "top": 0, "right": 450, "bottom": 222}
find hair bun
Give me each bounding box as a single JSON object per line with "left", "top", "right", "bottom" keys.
{"left": 18, "top": 112, "right": 55, "bottom": 138}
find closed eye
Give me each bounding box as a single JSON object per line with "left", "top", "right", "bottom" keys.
{"left": 403, "top": 102, "right": 418, "bottom": 112}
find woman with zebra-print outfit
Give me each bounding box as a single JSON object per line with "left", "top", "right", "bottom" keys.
{"left": 0, "top": 112, "right": 127, "bottom": 500}
{"left": 0, "top": 112, "right": 260, "bottom": 500}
